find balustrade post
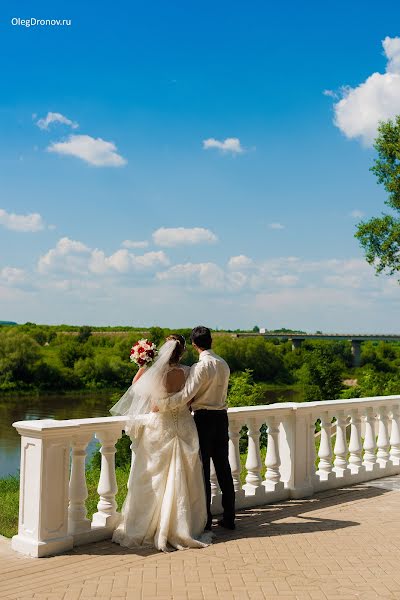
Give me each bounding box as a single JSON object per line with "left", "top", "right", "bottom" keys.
{"left": 283, "top": 408, "right": 314, "bottom": 498}
{"left": 11, "top": 421, "right": 73, "bottom": 558}
{"left": 363, "top": 407, "right": 378, "bottom": 473}
{"left": 243, "top": 418, "right": 264, "bottom": 496}
{"left": 92, "top": 426, "right": 121, "bottom": 529}
{"left": 377, "top": 407, "right": 390, "bottom": 469}
{"left": 316, "top": 413, "right": 334, "bottom": 481}
{"left": 263, "top": 415, "right": 284, "bottom": 493}
{"left": 68, "top": 433, "right": 92, "bottom": 535}
{"left": 390, "top": 405, "right": 400, "bottom": 467}
{"left": 348, "top": 409, "right": 365, "bottom": 475}
{"left": 228, "top": 418, "right": 245, "bottom": 501}
{"left": 333, "top": 412, "right": 350, "bottom": 479}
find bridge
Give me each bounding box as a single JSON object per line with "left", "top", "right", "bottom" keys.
{"left": 233, "top": 332, "right": 400, "bottom": 366}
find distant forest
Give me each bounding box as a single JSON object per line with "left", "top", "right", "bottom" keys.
{"left": 0, "top": 322, "right": 400, "bottom": 401}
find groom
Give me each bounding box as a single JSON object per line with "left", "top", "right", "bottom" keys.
{"left": 166, "top": 326, "right": 235, "bottom": 530}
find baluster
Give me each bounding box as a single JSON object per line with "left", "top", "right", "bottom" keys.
{"left": 390, "top": 405, "right": 400, "bottom": 467}
{"left": 228, "top": 419, "right": 244, "bottom": 495}
{"left": 363, "top": 407, "right": 378, "bottom": 472}
{"left": 333, "top": 412, "right": 349, "bottom": 478}
{"left": 210, "top": 458, "right": 221, "bottom": 498}
{"left": 309, "top": 417, "right": 317, "bottom": 480}
{"left": 348, "top": 409, "right": 364, "bottom": 475}
{"left": 244, "top": 418, "right": 263, "bottom": 495}
{"left": 263, "top": 415, "right": 283, "bottom": 492}
{"left": 68, "top": 433, "right": 92, "bottom": 535}
{"left": 92, "top": 427, "right": 121, "bottom": 528}
{"left": 316, "top": 413, "right": 333, "bottom": 480}
{"left": 377, "top": 406, "right": 390, "bottom": 469}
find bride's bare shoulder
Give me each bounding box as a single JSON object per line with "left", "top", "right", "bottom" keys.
{"left": 165, "top": 366, "right": 186, "bottom": 393}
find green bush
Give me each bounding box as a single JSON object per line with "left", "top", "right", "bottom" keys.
{"left": 0, "top": 330, "right": 42, "bottom": 389}
{"left": 227, "top": 370, "right": 266, "bottom": 407}
{"left": 59, "top": 341, "right": 93, "bottom": 369}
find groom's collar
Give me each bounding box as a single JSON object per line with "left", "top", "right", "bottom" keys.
{"left": 199, "top": 349, "right": 213, "bottom": 360}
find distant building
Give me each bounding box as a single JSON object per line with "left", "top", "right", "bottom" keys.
{"left": 259, "top": 328, "right": 266, "bottom": 334}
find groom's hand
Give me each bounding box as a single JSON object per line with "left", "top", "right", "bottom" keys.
{"left": 152, "top": 406, "right": 159, "bottom": 412}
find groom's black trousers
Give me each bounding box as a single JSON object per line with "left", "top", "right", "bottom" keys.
{"left": 194, "top": 409, "right": 235, "bottom": 527}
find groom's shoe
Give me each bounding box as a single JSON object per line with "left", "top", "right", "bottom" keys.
{"left": 217, "top": 519, "right": 235, "bottom": 530}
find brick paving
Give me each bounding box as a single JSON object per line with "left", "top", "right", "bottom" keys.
{"left": 2, "top": 477, "right": 400, "bottom": 599}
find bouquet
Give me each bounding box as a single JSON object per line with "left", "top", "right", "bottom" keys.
{"left": 129, "top": 339, "right": 157, "bottom": 367}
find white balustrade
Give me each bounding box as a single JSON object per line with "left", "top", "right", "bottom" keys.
{"left": 348, "top": 409, "right": 364, "bottom": 476}
{"left": 11, "top": 395, "right": 400, "bottom": 558}
{"left": 363, "top": 407, "right": 378, "bottom": 472}
{"left": 92, "top": 427, "right": 121, "bottom": 529}
{"left": 263, "top": 415, "right": 283, "bottom": 493}
{"left": 377, "top": 407, "right": 390, "bottom": 468}
{"left": 316, "top": 413, "right": 333, "bottom": 481}
{"left": 333, "top": 412, "right": 350, "bottom": 478}
{"left": 228, "top": 419, "right": 244, "bottom": 500}
{"left": 243, "top": 418, "right": 263, "bottom": 495}
{"left": 68, "top": 433, "right": 92, "bottom": 535}
{"left": 390, "top": 405, "right": 400, "bottom": 467}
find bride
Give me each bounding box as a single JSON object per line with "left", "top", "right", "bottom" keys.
{"left": 110, "top": 334, "right": 210, "bottom": 552}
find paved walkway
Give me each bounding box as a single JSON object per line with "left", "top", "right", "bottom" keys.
{"left": 2, "top": 477, "right": 400, "bottom": 600}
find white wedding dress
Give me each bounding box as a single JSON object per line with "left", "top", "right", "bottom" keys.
{"left": 112, "top": 365, "right": 210, "bottom": 552}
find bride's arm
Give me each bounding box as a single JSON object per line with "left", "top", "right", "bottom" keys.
{"left": 132, "top": 366, "right": 146, "bottom": 384}
{"left": 156, "top": 362, "right": 208, "bottom": 412}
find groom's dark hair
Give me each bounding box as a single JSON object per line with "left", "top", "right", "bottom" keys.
{"left": 191, "top": 326, "right": 212, "bottom": 350}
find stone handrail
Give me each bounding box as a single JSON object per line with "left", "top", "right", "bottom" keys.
{"left": 11, "top": 395, "right": 400, "bottom": 557}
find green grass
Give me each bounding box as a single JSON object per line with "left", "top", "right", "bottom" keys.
{"left": 0, "top": 475, "right": 20, "bottom": 538}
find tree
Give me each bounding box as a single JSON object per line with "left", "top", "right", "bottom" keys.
{"left": 252, "top": 325, "right": 260, "bottom": 333}
{"left": 299, "top": 346, "right": 343, "bottom": 402}
{"left": 77, "top": 326, "right": 92, "bottom": 343}
{"left": 356, "top": 116, "right": 400, "bottom": 276}
{"left": 148, "top": 326, "right": 165, "bottom": 346}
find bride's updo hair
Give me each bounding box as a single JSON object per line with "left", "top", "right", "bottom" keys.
{"left": 165, "top": 334, "right": 186, "bottom": 365}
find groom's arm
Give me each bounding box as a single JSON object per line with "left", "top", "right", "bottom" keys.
{"left": 157, "top": 362, "right": 208, "bottom": 412}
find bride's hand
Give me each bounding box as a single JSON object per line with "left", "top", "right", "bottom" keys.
{"left": 152, "top": 406, "right": 159, "bottom": 412}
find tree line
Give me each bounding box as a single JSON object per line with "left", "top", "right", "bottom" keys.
{"left": 1, "top": 323, "right": 400, "bottom": 401}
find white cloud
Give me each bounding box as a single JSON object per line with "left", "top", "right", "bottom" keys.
{"left": 275, "top": 275, "right": 299, "bottom": 286}
{"left": 36, "top": 112, "right": 79, "bottom": 130}
{"left": 122, "top": 240, "right": 149, "bottom": 249}
{"left": 268, "top": 222, "right": 285, "bottom": 230}
{"left": 152, "top": 227, "right": 218, "bottom": 247}
{"left": 350, "top": 209, "right": 364, "bottom": 218}
{"left": 202, "top": 137, "right": 243, "bottom": 154}
{"left": 38, "top": 237, "right": 169, "bottom": 277}
{"left": 228, "top": 255, "right": 254, "bottom": 270}
{"left": 38, "top": 237, "right": 90, "bottom": 274}
{"left": 332, "top": 36, "right": 400, "bottom": 145}
{"left": 323, "top": 89, "right": 338, "bottom": 99}
{"left": 90, "top": 249, "right": 169, "bottom": 274}
{"left": 157, "top": 262, "right": 226, "bottom": 290}
{"left": 47, "top": 135, "right": 127, "bottom": 167}
{"left": 0, "top": 267, "right": 26, "bottom": 285}
{"left": 0, "top": 208, "right": 45, "bottom": 232}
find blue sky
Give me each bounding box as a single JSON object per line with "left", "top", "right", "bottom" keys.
{"left": 1, "top": 0, "right": 400, "bottom": 331}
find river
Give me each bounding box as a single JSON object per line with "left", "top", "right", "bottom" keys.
{"left": 0, "top": 388, "right": 301, "bottom": 479}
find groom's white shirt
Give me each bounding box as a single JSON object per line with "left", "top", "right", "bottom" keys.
{"left": 159, "top": 349, "right": 230, "bottom": 412}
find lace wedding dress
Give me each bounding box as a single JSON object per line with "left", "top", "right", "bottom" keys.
{"left": 112, "top": 364, "right": 210, "bottom": 552}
